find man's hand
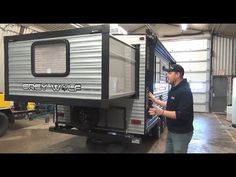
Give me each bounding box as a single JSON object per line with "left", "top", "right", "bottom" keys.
{"left": 148, "top": 92, "right": 157, "bottom": 103}
{"left": 148, "top": 106, "right": 164, "bottom": 116}
{"left": 148, "top": 92, "right": 167, "bottom": 107}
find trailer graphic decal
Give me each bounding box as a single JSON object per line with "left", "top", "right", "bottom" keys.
{"left": 22, "top": 83, "right": 82, "bottom": 92}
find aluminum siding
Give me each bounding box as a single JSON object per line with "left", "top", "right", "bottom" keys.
{"left": 8, "top": 33, "right": 103, "bottom": 100}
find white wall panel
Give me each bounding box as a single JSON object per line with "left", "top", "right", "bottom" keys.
{"left": 162, "top": 38, "right": 210, "bottom": 112}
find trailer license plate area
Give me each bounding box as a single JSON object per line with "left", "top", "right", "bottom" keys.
{"left": 131, "top": 138, "right": 141, "bottom": 144}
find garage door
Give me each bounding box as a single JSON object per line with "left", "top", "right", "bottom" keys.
{"left": 162, "top": 39, "right": 211, "bottom": 112}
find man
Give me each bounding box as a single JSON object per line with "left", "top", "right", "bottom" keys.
{"left": 148, "top": 64, "right": 194, "bottom": 153}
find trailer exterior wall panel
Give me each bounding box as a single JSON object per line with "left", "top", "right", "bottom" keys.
{"left": 7, "top": 34, "right": 103, "bottom": 100}
{"left": 5, "top": 26, "right": 137, "bottom": 108}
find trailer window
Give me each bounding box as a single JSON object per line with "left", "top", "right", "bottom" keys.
{"left": 32, "top": 39, "right": 70, "bottom": 77}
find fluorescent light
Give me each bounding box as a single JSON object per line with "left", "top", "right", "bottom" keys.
{"left": 181, "top": 24, "right": 188, "bottom": 30}
{"left": 70, "top": 23, "right": 83, "bottom": 28}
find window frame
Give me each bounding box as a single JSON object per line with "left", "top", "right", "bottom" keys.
{"left": 31, "top": 39, "right": 70, "bottom": 77}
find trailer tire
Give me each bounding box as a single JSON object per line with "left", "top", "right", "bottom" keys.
{"left": 0, "top": 112, "right": 9, "bottom": 137}
{"left": 72, "top": 108, "right": 99, "bottom": 131}
{"left": 87, "top": 137, "right": 104, "bottom": 144}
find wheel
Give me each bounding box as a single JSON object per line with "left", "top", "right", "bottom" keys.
{"left": 151, "top": 122, "right": 161, "bottom": 139}
{"left": 71, "top": 107, "right": 99, "bottom": 131}
{"left": 86, "top": 137, "right": 104, "bottom": 144}
{"left": 0, "top": 112, "right": 9, "bottom": 137}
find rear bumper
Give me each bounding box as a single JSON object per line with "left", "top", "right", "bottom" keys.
{"left": 49, "top": 126, "right": 142, "bottom": 144}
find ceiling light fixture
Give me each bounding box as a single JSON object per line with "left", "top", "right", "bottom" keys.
{"left": 70, "top": 23, "right": 84, "bottom": 28}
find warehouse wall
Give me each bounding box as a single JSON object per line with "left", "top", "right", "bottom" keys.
{"left": 212, "top": 35, "right": 234, "bottom": 75}
{"left": 162, "top": 35, "right": 236, "bottom": 112}
{"left": 234, "top": 39, "right": 236, "bottom": 76}
{"left": 0, "top": 24, "right": 38, "bottom": 92}
{"left": 212, "top": 35, "right": 236, "bottom": 106}
{"left": 162, "top": 35, "right": 211, "bottom": 113}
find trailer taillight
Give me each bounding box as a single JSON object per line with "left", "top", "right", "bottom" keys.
{"left": 139, "top": 37, "right": 145, "bottom": 40}
{"left": 131, "top": 119, "right": 141, "bottom": 125}
{"left": 58, "top": 112, "right": 64, "bottom": 117}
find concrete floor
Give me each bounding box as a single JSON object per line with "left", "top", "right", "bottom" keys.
{"left": 188, "top": 113, "right": 236, "bottom": 153}
{"left": 0, "top": 113, "right": 236, "bottom": 153}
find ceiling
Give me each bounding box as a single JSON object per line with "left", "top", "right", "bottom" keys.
{"left": 21, "top": 23, "right": 236, "bottom": 38}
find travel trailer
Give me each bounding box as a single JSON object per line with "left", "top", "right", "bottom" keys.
{"left": 4, "top": 25, "right": 175, "bottom": 143}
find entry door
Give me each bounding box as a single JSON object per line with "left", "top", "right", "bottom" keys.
{"left": 212, "top": 76, "right": 228, "bottom": 113}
